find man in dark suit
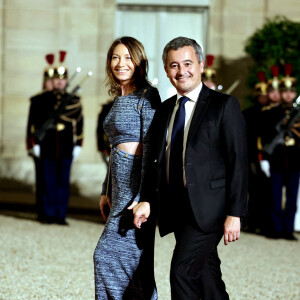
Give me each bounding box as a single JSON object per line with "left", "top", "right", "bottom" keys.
{"left": 131, "top": 37, "right": 248, "bottom": 299}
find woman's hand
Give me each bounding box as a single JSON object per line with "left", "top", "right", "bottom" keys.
{"left": 128, "top": 201, "right": 150, "bottom": 229}
{"left": 99, "top": 195, "right": 111, "bottom": 221}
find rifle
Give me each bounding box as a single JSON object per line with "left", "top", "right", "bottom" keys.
{"left": 34, "top": 70, "right": 92, "bottom": 141}
{"left": 225, "top": 79, "right": 240, "bottom": 94}
{"left": 263, "top": 97, "right": 300, "bottom": 155}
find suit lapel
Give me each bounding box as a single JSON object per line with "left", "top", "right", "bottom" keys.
{"left": 186, "top": 84, "right": 211, "bottom": 146}
{"left": 157, "top": 95, "right": 177, "bottom": 163}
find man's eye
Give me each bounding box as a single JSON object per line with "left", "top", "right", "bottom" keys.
{"left": 171, "top": 64, "right": 178, "bottom": 68}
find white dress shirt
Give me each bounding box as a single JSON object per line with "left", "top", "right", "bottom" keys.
{"left": 165, "top": 83, "right": 203, "bottom": 185}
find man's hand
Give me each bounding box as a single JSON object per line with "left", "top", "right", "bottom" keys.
{"left": 128, "top": 201, "right": 150, "bottom": 229}
{"left": 223, "top": 216, "right": 240, "bottom": 245}
{"left": 99, "top": 195, "right": 111, "bottom": 221}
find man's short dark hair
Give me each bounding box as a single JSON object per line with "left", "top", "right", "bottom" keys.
{"left": 162, "top": 37, "right": 204, "bottom": 67}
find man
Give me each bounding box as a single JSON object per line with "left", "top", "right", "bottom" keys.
{"left": 259, "top": 63, "right": 300, "bottom": 240}
{"left": 26, "top": 53, "right": 55, "bottom": 222}
{"left": 31, "top": 51, "right": 84, "bottom": 225}
{"left": 243, "top": 71, "right": 273, "bottom": 234}
{"left": 265, "top": 65, "right": 282, "bottom": 109}
{"left": 259, "top": 65, "right": 282, "bottom": 178}
{"left": 132, "top": 37, "right": 247, "bottom": 299}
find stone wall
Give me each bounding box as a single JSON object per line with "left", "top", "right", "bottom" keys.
{"left": 0, "top": 0, "right": 115, "bottom": 196}
{"left": 0, "top": 0, "right": 299, "bottom": 196}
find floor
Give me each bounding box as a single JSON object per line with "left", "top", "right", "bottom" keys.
{"left": 0, "top": 191, "right": 299, "bottom": 300}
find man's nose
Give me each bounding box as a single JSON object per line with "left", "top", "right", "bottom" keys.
{"left": 178, "top": 65, "right": 186, "bottom": 75}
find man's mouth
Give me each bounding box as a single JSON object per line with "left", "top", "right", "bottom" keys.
{"left": 176, "top": 75, "right": 190, "bottom": 81}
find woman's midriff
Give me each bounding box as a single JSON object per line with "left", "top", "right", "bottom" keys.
{"left": 116, "top": 142, "right": 143, "bottom": 156}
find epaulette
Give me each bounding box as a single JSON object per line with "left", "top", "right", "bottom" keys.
{"left": 261, "top": 103, "right": 281, "bottom": 111}
{"left": 261, "top": 105, "right": 272, "bottom": 111}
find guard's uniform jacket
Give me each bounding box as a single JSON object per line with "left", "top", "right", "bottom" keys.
{"left": 260, "top": 104, "right": 300, "bottom": 172}
{"left": 28, "top": 90, "right": 83, "bottom": 159}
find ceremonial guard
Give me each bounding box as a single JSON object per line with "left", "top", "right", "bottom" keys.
{"left": 26, "top": 53, "right": 55, "bottom": 222}
{"left": 202, "top": 54, "right": 217, "bottom": 90}
{"left": 260, "top": 64, "right": 300, "bottom": 240}
{"left": 265, "top": 65, "right": 282, "bottom": 108}
{"left": 30, "top": 51, "right": 84, "bottom": 225}
{"left": 243, "top": 71, "right": 273, "bottom": 234}
{"left": 259, "top": 65, "right": 282, "bottom": 178}
{"left": 96, "top": 99, "right": 113, "bottom": 166}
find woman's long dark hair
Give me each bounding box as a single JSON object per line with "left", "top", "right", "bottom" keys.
{"left": 105, "top": 36, "right": 149, "bottom": 97}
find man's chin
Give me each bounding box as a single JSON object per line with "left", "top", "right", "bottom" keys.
{"left": 176, "top": 85, "right": 191, "bottom": 95}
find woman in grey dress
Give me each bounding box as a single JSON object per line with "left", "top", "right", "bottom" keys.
{"left": 93, "top": 36, "right": 161, "bottom": 299}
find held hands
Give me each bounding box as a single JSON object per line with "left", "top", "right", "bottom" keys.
{"left": 128, "top": 201, "right": 150, "bottom": 229}
{"left": 72, "top": 146, "right": 82, "bottom": 161}
{"left": 260, "top": 160, "right": 271, "bottom": 177}
{"left": 223, "top": 216, "right": 241, "bottom": 245}
{"left": 99, "top": 195, "right": 111, "bottom": 221}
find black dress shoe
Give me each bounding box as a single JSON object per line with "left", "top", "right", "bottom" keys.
{"left": 265, "top": 231, "right": 282, "bottom": 239}
{"left": 56, "top": 218, "right": 69, "bottom": 226}
{"left": 39, "top": 216, "right": 55, "bottom": 224}
{"left": 283, "top": 232, "right": 298, "bottom": 241}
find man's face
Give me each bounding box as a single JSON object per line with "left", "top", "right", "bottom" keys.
{"left": 257, "top": 94, "right": 268, "bottom": 106}
{"left": 268, "top": 89, "right": 281, "bottom": 104}
{"left": 281, "top": 90, "right": 296, "bottom": 104}
{"left": 164, "top": 46, "right": 204, "bottom": 96}
{"left": 53, "top": 78, "right": 67, "bottom": 91}
{"left": 44, "top": 79, "right": 54, "bottom": 91}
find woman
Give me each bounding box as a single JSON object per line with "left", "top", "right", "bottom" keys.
{"left": 93, "top": 36, "right": 161, "bottom": 299}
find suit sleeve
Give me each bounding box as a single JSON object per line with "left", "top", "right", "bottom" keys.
{"left": 221, "top": 96, "right": 248, "bottom": 217}
{"left": 133, "top": 87, "right": 161, "bottom": 203}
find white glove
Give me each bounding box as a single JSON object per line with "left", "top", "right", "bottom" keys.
{"left": 72, "top": 146, "right": 82, "bottom": 161}
{"left": 260, "top": 160, "right": 270, "bottom": 177}
{"left": 32, "top": 145, "right": 41, "bottom": 158}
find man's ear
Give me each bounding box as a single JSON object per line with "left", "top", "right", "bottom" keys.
{"left": 200, "top": 61, "right": 205, "bottom": 73}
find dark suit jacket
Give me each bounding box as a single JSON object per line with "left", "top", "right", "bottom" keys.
{"left": 141, "top": 84, "right": 248, "bottom": 237}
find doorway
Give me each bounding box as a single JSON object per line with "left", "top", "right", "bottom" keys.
{"left": 115, "top": 5, "right": 209, "bottom": 100}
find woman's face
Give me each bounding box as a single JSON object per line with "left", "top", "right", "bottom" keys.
{"left": 111, "top": 44, "right": 136, "bottom": 85}
{"left": 281, "top": 90, "right": 296, "bottom": 104}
